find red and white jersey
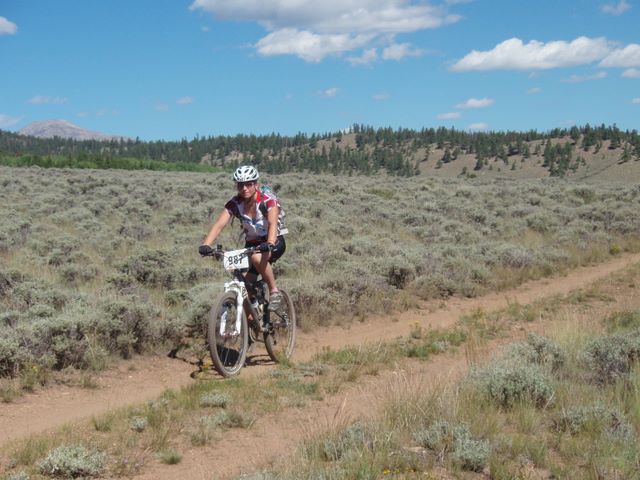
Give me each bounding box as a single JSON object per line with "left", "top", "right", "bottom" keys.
{"left": 224, "top": 190, "right": 287, "bottom": 243}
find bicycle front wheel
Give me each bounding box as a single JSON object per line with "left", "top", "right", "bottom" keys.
{"left": 264, "top": 289, "right": 296, "bottom": 363}
{"left": 208, "top": 291, "right": 249, "bottom": 377}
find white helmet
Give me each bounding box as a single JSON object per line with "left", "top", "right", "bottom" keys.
{"left": 233, "top": 165, "right": 259, "bottom": 182}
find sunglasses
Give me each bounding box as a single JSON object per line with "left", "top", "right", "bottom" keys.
{"left": 236, "top": 181, "right": 256, "bottom": 190}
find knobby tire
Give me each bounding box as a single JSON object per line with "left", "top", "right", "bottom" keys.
{"left": 264, "top": 289, "right": 296, "bottom": 363}
{"left": 208, "top": 291, "right": 248, "bottom": 377}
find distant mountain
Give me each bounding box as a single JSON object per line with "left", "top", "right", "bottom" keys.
{"left": 19, "top": 119, "right": 129, "bottom": 141}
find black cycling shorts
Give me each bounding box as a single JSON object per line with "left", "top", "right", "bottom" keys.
{"left": 246, "top": 235, "right": 286, "bottom": 274}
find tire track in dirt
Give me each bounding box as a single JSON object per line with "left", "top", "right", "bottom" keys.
{"left": 1, "top": 253, "right": 639, "bottom": 465}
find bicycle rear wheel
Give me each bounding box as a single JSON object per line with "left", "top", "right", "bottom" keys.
{"left": 208, "top": 291, "right": 248, "bottom": 377}
{"left": 264, "top": 289, "right": 296, "bottom": 363}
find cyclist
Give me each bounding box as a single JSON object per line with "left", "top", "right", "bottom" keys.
{"left": 199, "top": 165, "right": 286, "bottom": 311}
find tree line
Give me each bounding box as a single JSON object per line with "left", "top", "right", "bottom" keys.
{"left": 1, "top": 123, "right": 638, "bottom": 177}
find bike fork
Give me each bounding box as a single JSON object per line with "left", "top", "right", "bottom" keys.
{"left": 218, "top": 289, "right": 245, "bottom": 337}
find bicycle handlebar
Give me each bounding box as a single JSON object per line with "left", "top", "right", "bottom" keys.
{"left": 200, "top": 244, "right": 260, "bottom": 259}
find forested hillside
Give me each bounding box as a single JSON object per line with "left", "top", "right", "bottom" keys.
{"left": 1, "top": 124, "right": 639, "bottom": 177}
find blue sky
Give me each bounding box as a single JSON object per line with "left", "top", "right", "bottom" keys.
{"left": 1, "top": 0, "right": 638, "bottom": 141}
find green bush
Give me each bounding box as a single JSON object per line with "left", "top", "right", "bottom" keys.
{"left": 200, "top": 392, "right": 231, "bottom": 408}
{"left": 129, "top": 416, "right": 148, "bottom": 432}
{"left": 413, "top": 420, "right": 490, "bottom": 472}
{"left": 38, "top": 445, "right": 105, "bottom": 478}
{"left": 320, "top": 422, "right": 375, "bottom": 462}
{"left": 604, "top": 310, "right": 640, "bottom": 332}
{"left": 88, "top": 296, "right": 160, "bottom": 358}
{"left": 32, "top": 314, "right": 90, "bottom": 369}
{"left": 553, "top": 404, "right": 635, "bottom": 440}
{"left": 582, "top": 330, "right": 640, "bottom": 384}
{"left": 504, "top": 333, "right": 566, "bottom": 371}
{"left": 118, "top": 249, "right": 173, "bottom": 287}
{"left": 471, "top": 359, "right": 554, "bottom": 408}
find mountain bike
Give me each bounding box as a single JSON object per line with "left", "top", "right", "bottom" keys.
{"left": 202, "top": 245, "right": 296, "bottom": 377}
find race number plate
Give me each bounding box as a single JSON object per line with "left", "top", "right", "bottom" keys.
{"left": 223, "top": 249, "right": 249, "bottom": 271}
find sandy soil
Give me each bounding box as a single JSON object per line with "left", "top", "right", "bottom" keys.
{"left": 1, "top": 252, "right": 639, "bottom": 479}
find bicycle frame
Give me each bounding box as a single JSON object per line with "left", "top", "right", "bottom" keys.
{"left": 220, "top": 274, "right": 246, "bottom": 338}
{"left": 219, "top": 248, "right": 264, "bottom": 337}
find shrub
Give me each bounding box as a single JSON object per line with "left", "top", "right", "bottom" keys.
{"left": 32, "top": 314, "right": 90, "bottom": 369}
{"left": 11, "top": 280, "right": 68, "bottom": 311}
{"left": 200, "top": 392, "right": 231, "bottom": 408}
{"left": 413, "top": 420, "right": 490, "bottom": 472}
{"left": 129, "top": 416, "right": 148, "bottom": 432}
{"left": 504, "top": 333, "right": 566, "bottom": 371}
{"left": 495, "top": 244, "right": 535, "bottom": 269}
{"left": 212, "top": 410, "right": 254, "bottom": 429}
{"left": 471, "top": 359, "right": 554, "bottom": 408}
{"left": 604, "top": 310, "right": 640, "bottom": 332}
{"left": 452, "top": 435, "right": 491, "bottom": 472}
{"left": 189, "top": 415, "right": 219, "bottom": 446}
{"left": 118, "top": 221, "right": 152, "bottom": 241}
{"left": 3, "top": 472, "right": 30, "bottom": 480}
{"left": 59, "top": 263, "right": 99, "bottom": 284}
{"left": 0, "top": 269, "right": 19, "bottom": 298}
{"left": 91, "top": 296, "right": 159, "bottom": 358}
{"left": 0, "top": 336, "right": 21, "bottom": 377}
{"left": 320, "top": 422, "right": 375, "bottom": 462}
{"left": 182, "top": 285, "right": 217, "bottom": 338}
{"left": 583, "top": 330, "right": 640, "bottom": 384}
{"left": 553, "top": 404, "right": 635, "bottom": 440}
{"left": 38, "top": 445, "right": 105, "bottom": 478}
{"left": 158, "top": 449, "right": 182, "bottom": 465}
{"left": 118, "top": 249, "right": 173, "bottom": 287}
{"left": 0, "top": 215, "right": 31, "bottom": 253}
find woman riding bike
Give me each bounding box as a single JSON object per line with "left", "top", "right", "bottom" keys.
{"left": 199, "top": 165, "right": 287, "bottom": 311}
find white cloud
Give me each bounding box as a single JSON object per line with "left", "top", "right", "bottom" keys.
{"left": 177, "top": 96, "right": 194, "bottom": 105}
{"left": 622, "top": 68, "right": 640, "bottom": 78}
{"left": 191, "top": 0, "right": 459, "bottom": 33}
{"left": 527, "top": 87, "right": 542, "bottom": 94}
{"left": 191, "top": 0, "right": 462, "bottom": 62}
{"left": 451, "top": 36, "right": 612, "bottom": 71}
{"left": 562, "top": 71, "right": 608, "bottom": 83}
{"left": 346, "top": 47, "right": 378, "bottom": 65}
{"left": 468, "top": 122, "right": 488, "bottom": 130}
{"left": 437, "top": 111, "right": 461, "bottom": 120}
{"left": 155, "top": 102, "right": 170, "bottom": 112}
{"left": 256, "top": 28, "right": 373, "bottom": 62}
{"left": 601, "top": 0, "right": 631, "bottom": 15}
{"left": 318, "top": 87, "right": 340, "bottom": 98}
{"left": 600, "top": 44, "right": 640, "bottom": 68}
{"left": 632, "top": 98, "right": 640, "bottom": 104}
{"left": 372, "top": 92, "right": 390, "bottom": 101}
{"left": 28, "top": 95, "right": 68, "bottom": 105}
{"left": 0, "top": 16, "right": 17, "bottom": 35}
{"left": 0, "top": 113, "right": 22, "bottom": 127}
{"left": 456, "top": 97, "right": 494, "bottom": 109}
{"left": 382, "top": 42, "right": 423, "bottom": 60}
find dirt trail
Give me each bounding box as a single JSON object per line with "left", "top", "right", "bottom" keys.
{"left": 1, "top": 253, "right": 639, "bottom": 464}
